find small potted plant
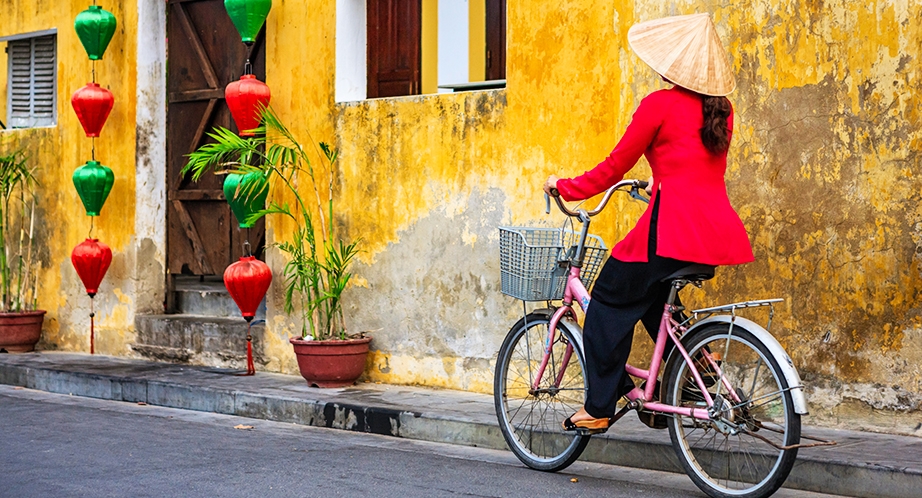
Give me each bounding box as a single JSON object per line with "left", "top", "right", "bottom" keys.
{"left": 0, "top": 146, "right": 44, "bottom": 353}
{"left": 184, "top": 108, "right": 368, "bottom": 387}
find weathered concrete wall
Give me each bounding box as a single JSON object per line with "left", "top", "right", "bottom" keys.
{"left": 715, "top": 0, "right": 922, "bottom": 433}
{"left": 264, "top": 0, "right": 922, "bottom": 433}
{"left": 0, "top": 1, "right": 166, "bottom": 357}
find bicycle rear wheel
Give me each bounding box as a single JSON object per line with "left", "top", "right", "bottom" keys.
{"left": 494, "top": 312, "right": 589, "bottom": 472}
{"left": 663, "top": 324, "right": 800, "bottom": 498}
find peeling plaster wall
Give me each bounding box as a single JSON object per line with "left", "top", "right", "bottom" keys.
{"left": 259, "top": 0, "right": 922, "bottom": 434}
{"left": 0, "top": 0, "right": 165, "bottom": 356}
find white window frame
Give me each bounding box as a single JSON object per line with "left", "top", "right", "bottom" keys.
{"left": 2, "top": 29, "right": 58, "bottom": 129}
{"left": 335, "top": 0, "right": 504, "bottom": 103}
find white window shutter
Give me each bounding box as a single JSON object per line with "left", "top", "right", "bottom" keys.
{"left": 7, "top": 34, "right": 56, "bottom": 128}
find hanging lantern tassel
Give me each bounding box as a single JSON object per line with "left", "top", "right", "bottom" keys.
{"left": 71, "top": 239, "right": 113, "bottom": 354}
{"left": 225, "top": 74, "right": 270, "bottom": 137}
{"left": 224, "top": 256, "right": 272, "bottom": 375}
{"left": 245, "top": 321, "right": 255, "bottom": 375}
{"left": 72, "top": 82, "right": 114, "bottom": 137}
{"left": 90, "top": 299, "right": 96, "bottom": 355}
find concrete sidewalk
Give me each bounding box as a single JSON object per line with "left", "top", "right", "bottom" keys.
{"left": 1, "top": 352, "right": 918, "bottom": 498}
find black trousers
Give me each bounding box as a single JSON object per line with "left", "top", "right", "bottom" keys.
{"left": 583, "top": 196, "right": 693, "bottom": 418}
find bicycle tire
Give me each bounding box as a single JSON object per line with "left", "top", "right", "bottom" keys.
{"left": 662, "top": 324, "right": 800, "bottom": 498}
{"left": 494, "top": 312, "right": 589, "bottom": 472}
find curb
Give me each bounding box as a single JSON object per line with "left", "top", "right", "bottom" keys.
{"left": 1, "top": 353, "right": 920, "bottom": 498}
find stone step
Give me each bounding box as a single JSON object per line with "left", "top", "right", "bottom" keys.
{"left": 172, "top": 276, "right": 265, "bottom": 319}
{"left": 133, "top": 314, "right": 265, "bottom": 370}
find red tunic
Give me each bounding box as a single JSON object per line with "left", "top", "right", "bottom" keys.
{"left": 557, "top": 87, "right": 754, "bottom": 265}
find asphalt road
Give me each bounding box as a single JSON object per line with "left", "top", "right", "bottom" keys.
{"left": 0, "top": 385, "right": 841, "bottom": 498}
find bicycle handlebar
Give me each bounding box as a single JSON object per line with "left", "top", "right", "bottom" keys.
{"left": 545, "top": 179, "right": 649, "bottom": 217}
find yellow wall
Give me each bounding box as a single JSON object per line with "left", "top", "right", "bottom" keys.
{"left": 469, "top": 0, "right": 485, "bottom": 82}
{"left": 263, "top": 0, "right": 922, "bottom": 432}
{"left": 421, "top": 0, "right": 438, "bottom": 94}
{"left": 0, "top": 0, "right": 141, "bottom": 355}
{"left": 0, "top": 41, "right": 6, "bottom": 124}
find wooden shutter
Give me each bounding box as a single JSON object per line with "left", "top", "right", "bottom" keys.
{"left": 367, "top": 0, "right": 421, "bottom": 98}
{"left": 485, "top": 0, "right": 506, "bottom": 81}
{"left": 7, "top": 35, "right": 56, "bottom": 128}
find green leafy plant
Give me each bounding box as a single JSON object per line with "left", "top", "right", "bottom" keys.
{"left": 184, "top": 108, "right": 360, "bottom": 341}
{"left": 0, "top": 147, "right": 39, "bottom": 313}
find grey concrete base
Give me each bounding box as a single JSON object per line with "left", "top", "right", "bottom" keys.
{"left": 172, "top": 276, "right": 267, "bottom": 319}
{"left": 133, "top": 315, "right": 265, "bottom": 368}
{"left": 1, "top": 352, "right": 919, "bottom": 498}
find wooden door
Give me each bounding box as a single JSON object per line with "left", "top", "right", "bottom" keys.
{"left": 485, "top": 0, "right": 506, "bottom": 81}
{"left": 166, "top": 0, "right": 266, "bottom": 276}
{"left": 367, "top": 0, "right": 421, "bottom": 98}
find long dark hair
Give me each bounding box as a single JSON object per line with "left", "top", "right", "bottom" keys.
{"left": 700, "top": 96, "right": 732, "bottom": 154}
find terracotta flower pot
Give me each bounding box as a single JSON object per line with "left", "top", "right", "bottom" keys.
{"left": 0, "top": 310, "right": 46, "bottom": 353}
{"left": 289, "top": 336, "right": 372, "bottom": 388}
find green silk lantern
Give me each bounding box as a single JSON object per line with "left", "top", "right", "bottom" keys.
{"left": 224, "top": 0, "right": 272, "bottom": 44}
{"left": 73, "top": 161, "right": 115, "bottom": 216}
{"left": 224, "top": 171, "right": 268, "bottom": 228}
{"left": 74, "top": 5, "right": 118, "bottom": 61}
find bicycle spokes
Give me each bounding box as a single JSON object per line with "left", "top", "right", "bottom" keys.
{"left": 494, "top": 313, "right": 589, "bottom": 471}
{"left": 665, "top": 324, "right": 800, "bottom": 497}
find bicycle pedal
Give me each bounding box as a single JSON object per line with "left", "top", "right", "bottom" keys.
{"left": 575, "top": 426, "right": 610, "bottom": 435}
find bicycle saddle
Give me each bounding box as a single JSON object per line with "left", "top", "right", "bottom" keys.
{"left": 662, "top": 264, "right": 715, "bottom": 282}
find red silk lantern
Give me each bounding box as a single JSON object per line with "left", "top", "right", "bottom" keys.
{"left": 71, "top": 238, "right": 112, "bottom": 298}
{"left": 225, "top": 74, "right": 270, "bottom": 137}
{"left": 224, "top": 256, "right": 272, "bottom": 322}
{"left": 71, "top": 82, "right": 114, "bottom": 137}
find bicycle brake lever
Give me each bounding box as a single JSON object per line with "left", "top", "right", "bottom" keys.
{"left": 629, "top": 188, "right": 651, "bottom": 204}
{"left": 545, "top": 192, "right": 551, "bottom": 214}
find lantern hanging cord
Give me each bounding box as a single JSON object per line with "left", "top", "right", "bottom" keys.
{"left": 92, "top": 60, "right": 96, "bottom": 84}
{"left": 245, "top": 43, "right": 255, "bottom": 75}
{"left": 243, "top": 239, "right": 251, "bottom": 257}
{"left": 88, "top": 216, "right": 95, "bottom": 239}
{"left": 92, "top": 137, "right": 96, "bottom": 161}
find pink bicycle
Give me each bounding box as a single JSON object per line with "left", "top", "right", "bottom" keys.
{"left": 495, "top": 179, "right": 809, "bottom": 498}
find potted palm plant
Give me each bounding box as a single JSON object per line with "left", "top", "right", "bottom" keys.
{"left": 184, "top": 108, "right": 367, "bottom": 387}
{"left": 0, "top": 147, "right": 44, "bottom": 353}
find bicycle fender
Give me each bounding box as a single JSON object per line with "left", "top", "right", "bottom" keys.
{"left": 538, "top": 307, "right": 586, "bottom": 357}
{"left": 686, "top": 316, "right": 809, "bottom": 415}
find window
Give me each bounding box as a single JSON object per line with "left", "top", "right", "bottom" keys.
{"left": 2, "top": 30, "right": 57, "bottom": 129}
{"left": 335, "top": 0, "right": 505, "bottom": 102}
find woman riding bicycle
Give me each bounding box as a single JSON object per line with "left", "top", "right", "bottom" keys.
{"left": 543, "top": 13, "right": 754, "bottom": 432}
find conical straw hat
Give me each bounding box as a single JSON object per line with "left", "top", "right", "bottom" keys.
{"left": 627, "top": 13, "right": 736, "bottom": 96}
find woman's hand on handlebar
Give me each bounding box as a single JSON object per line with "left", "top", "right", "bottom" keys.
{"left": 543, "top": 175, "right": 560, "bottom": 197}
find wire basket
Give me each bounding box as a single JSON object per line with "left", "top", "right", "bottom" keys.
{"left": 499, "top": 226, "right": 608, "bottom": 301}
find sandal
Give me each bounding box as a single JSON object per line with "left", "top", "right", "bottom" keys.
{"left": 562, "top": 414, "right": 611, "bottom": 432}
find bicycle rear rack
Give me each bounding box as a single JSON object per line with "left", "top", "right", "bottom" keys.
{"left": 691, "top": 298, "right": 784, "bottom": 334}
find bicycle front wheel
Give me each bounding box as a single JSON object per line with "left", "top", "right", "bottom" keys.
{"left": 663, "top": 324, "right": 801, "bottom": 498}
{"left": 494, "top": 312, "right": 589, "bottom": 472}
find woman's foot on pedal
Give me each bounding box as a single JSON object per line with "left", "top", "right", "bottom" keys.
{"left": 562, "top": 407, "right": 611, "bottom": 433}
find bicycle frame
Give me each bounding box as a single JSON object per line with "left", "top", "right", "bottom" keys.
{"left": 533, "top": 180, "right": 738, "bottom": 422}
{"left": 541, "top": 267, "right": 715, "bottom": 421}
